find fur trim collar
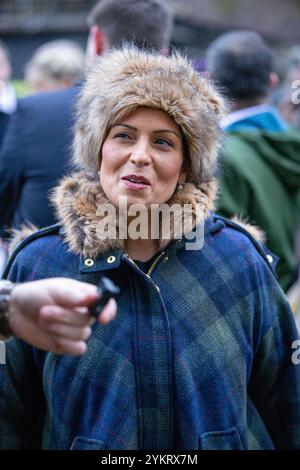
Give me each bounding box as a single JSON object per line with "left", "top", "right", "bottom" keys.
{"left": 8, "top": 223, "right": 38, "bottom": 257}
{"left": 230, "top": 215, "right": 266, "bottom": 243}
{"left": 51, "top": 172, "right": 217, "bottom": 258}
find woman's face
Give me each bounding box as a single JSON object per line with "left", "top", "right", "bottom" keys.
{"left": 100, "top": 107, "right": 185, "bottom": 209}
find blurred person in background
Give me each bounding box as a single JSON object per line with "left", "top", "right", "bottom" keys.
{"left": 24, "top": 39, "right": 85, "bottom": 94}
{"left": 271, "top": 85, "right": 300, "bottom": 130}
{"left": 206, "top": 30, "right": 300, "bottom": 291}
{"left": 85, "top": 0, "right": 172, "bottom": 64}
{"left": 0, "top": 40, "right": 16, "bottom": 146}
{"left": 0, "top": 0, "right": 173, "bottom": 259}
{"left": 270, "top": 45, "right": 300, "bottom": 129}
{"left": 271, "top": 46, "right": 300, "bottom": 130}
{"left": 283, "top": 45, "right": 300, "bottom": 86}
{"left": 0, "top": 40, "right": 17, "bottom": 275}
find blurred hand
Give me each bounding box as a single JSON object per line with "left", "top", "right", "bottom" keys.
{"left": 8, "top": 278, "right": 117, "bottom": 355}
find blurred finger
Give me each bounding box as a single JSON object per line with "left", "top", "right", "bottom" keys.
{"left": 42, "top": 322, "right": 92, "bottom": 341}
{"left": 39, "top": 305, "right": 94, "bottom": 326}
{"left": 52, "top": 337, "right": 87, "bottom": 356}
{"left": 50, "top": 281, "right": 99, "bottom": 308}
{"left": 98, "top": 298, "right": 117, "bottom": 324}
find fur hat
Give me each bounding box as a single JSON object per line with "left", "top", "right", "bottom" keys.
{"left": 73, "top": 46, "right": 225, "bottom": 188}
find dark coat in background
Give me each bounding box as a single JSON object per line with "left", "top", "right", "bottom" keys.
{"left": 0, "top": 111, "right": 9, "bottom": 149}
{"left": 0, "top": 85, "right": 79, "bottom": 237}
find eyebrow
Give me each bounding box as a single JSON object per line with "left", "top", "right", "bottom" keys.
{"left": 112, "top": 123, "right": 137, "bottom": 131}
{"left": 112, "top": 123, "right": 181, "bottom": 139}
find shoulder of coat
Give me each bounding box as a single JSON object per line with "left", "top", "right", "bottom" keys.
{"left": 213, "top": 214, "right": 277, "bottom": 275}
{"left": 3, "top": 224, "right": 61, "bottom": 277}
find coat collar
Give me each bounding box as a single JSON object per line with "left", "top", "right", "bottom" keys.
{"left": 52, "top": 171, "right": 218, "bottom": 259}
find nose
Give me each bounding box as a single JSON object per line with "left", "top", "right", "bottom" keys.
{"left": 129, "top": 138, "right": 152, "bottom": 166}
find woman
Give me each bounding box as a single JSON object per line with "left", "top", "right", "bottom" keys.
{"left": 1, "top": 47, "right": 300, "bottom": 450}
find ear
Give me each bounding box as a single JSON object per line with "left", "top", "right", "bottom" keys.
{"left": 269, "top": 71, "right": 279, "bottom": 89}
{"left": 61, "top": 78, "right": 73, "bottom": 89}
{"left": 90, "top": 26, "right": 107, "bottom": 56}
{"left": 179, "top": 168, "right": 187, "bottom": 185}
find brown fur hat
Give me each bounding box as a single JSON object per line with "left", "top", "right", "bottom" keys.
{"left": 73, "top": 46, "right": 225, "bottom": 188}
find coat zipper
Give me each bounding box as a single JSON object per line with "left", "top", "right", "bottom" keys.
{"left": 125, "top": 250, "right": 174, "bottom": 447}
{"left": 125, "top": 251, "right": 165, "bottom": 278}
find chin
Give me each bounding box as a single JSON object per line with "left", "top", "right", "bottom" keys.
{"left": 126, "top": 195, "right": 150, "bottom": 208}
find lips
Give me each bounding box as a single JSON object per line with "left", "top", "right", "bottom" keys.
{"left": 122, "top": 174, "right": 151, "bottom": 186}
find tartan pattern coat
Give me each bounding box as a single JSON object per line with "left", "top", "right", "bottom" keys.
{"left": 0, "top": 172, "right": 300, "bottom": 450}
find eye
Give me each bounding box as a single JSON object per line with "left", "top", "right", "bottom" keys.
{"left": 155, "top": 138, "right": 174, "bottom": 147}
{"left": 113, "top": 132, "right": 132, "bottom": 140}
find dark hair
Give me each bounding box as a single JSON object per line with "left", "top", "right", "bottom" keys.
{"left": 87, "top": 0, "right": 173, "bottom": 51}
{"left": 206, "top": 31, "right": 274, "bottom": 100}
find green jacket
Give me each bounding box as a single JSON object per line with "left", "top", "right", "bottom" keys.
{"left": 217, "top": 128, "right": 300, "bottom": 291}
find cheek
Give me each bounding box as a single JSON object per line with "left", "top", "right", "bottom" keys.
{"left": 100, "top": 140, "right": 126, "bottom": 173}
{"left": 100, "top": 144, "right": 120, "bottom": 180}
{"left": 159, "top": 156, "right": 183, "bottom": 184}
{"left": 100, "top": 141, "right": 112, "bottom": 171}
{"left": 99, "top": 143, "right": 116, "bottom": 196}
{"left": 99, "top": 149, "right": 118, "bottom": 205}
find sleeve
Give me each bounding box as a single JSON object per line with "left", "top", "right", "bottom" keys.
{"left": 216, "top": 149, "right": 251, "bottom": 219}
{"left": 248, "top": 257, "right": 300, "bottom": 449}
{"left": 0, "top": 107, "right": 24, "bottom": 237}
{"left": 0, "top": 249, "right": 45, "bottom": 449}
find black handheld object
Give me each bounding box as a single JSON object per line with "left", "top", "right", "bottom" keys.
{"left": 89, "top": 277, "right": 120, "bottom": 317}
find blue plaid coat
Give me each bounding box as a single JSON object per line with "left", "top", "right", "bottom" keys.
{"left": 1, "top": 214, "right": 300, "bottom": 450}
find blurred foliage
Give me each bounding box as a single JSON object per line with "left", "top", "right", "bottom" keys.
{"left": 216, "top": 0, "right": 239, "bottom": 15}
{"left": 12, "top": 80, "right": 30, "bottom": 98}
